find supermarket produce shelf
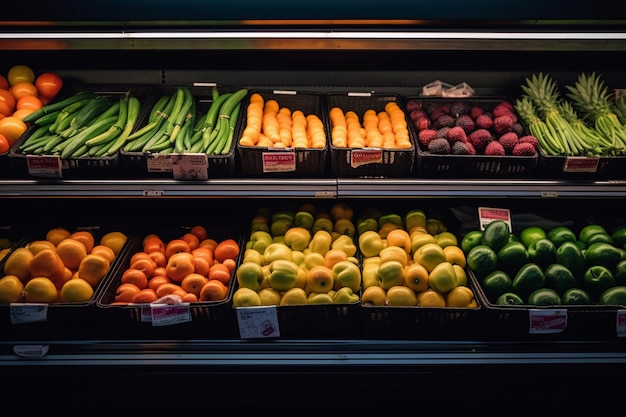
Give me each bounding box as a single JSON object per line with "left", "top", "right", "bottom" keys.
{"left": 2, "top": 339, "right": 626, "bottom": 367}
{"left": 1, "top": 178, "right": 626, "bottom": 199}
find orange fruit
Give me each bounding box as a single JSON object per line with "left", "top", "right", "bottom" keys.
{"left": 0, "top": 275, "right": 25, "bottom": 303}
{"left": 199, "top": 238, "right": 218, "bottom": 252}
{"left": 147, "top": 250, "right": 167, "bottom": 268}
{"left": 16, "top": 95, "right": 43, "bottom": 111}
{"left": 28, "top": 248, "right": 66, "bottom": 282}
{"left": 147, "top": 275, "right": 172, "bottom": 292}
{"left": 416, "top": 288, "right": 446, "bottom": 307}
{"left": 46, "top": 227, "right": 71, "bottom": 246}
{"left": 208, "top": 263, "right": 232, "bottom": 285}
{"left": 54, "top": 267, "right": 74, "bottom": 291}
{"left": 190, "top": 225, "right": 208, "bottom": 242}
{"left": 114, "top": 282, "right": 141, "bottom": 303}
{"left": 155, "top": 282, "right": 186, "bottom": 298}
{"left": 77, "top": 253, "right": 111, "bottom": 287}
{"left": 56, "top": 238, "right": 87, "bottom": 270}
{"left": 361, "top": 285, "right": 386, "bottom": 306}
{"left": 60, "top": 277, "right": 94, "bottom": 302}
{"left": 129, "top": 257, "right": 157, "bottom": 279}
{"left": 3, "top": 247, "right": 34, "bottom": 282}
{"left": 199, "top": 279, "right": 229, "bottom": 302}
{"left": 130, "top": 288, "right": 158, "bottom": 304}
{"left": 181, "top": 233, "right": 200, "bottom": 251}
{"left": 10, "top": 81, "right": 38, "bottom": 100}
{"left": 90, "top": 244, "right": 116, "bottom": 263}
{"left": 0, "top": 116, "right": 27, "bottom": 146}
{"left": 192, "top": 256, "right": 211, "bottom": 276}
{"left": 121, "top": 268, "right": 148, "bottom": 290}
{"left": 26, "top": 239, "right": 56, "bottom": 255}
{"left": 70, "top": 230, "right": 95, "bottom": 253}
{"left": 100, "top": 231, "right": 128, "bottom": 255}
{"left": 181, "top": 273, "right": 209, "bottom": 297}
{"left": 11, "top": 108, "right": 33, "bottom": 121}
{"left": 22, "top": 277, "right": 58, "bottom": 303}
{"left": 0, "top": 133, "right": 9, "bottom": 154}
{"left": 213, "top": 239, "right": 240, "bottom": 263}
{"left": 191, "top": 246, "right": 214, "bottom": 264}
{"left": 181, "top": 292, "right": 198, "bottom": 303}
{"left": 165, "top": 239, "right": 191, "bottom": 259}
{"left": 165, "top": 252, "right": 195, "bottom": 283}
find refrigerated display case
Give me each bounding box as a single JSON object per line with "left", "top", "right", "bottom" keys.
{"left": 1, "top": 3, "right": 626, "bottom": 414}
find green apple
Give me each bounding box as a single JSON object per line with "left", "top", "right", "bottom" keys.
{"left": 332, "top": 286, "right": 360, "bottom": 304}
{"left": 312, "top": 217, "right": 334, "bottom": 234}
{"left": 404, "top": 209, "right": 427, "bottom": 231}
{"left": 332, "top": 260, "right": 362, "bottom": 292}
{"left": 358, "top": 230, "right": 385, "bottom": 258}
{"left": 428, "top": 261, "right": 458, "bottom": 293}
{"left": 268, "top": 259, "right": 300, "bottom": 291}
{"left": 410, "top": 232, "right": 436, "bottom": 254}
{"left": 307, "top": 292, "right": 334, "bottom": 304}
{"left": 379, "top": 213, "right": 403, "bottom": 228}
{"left": 242, "top": 248, "right": 264, "bottom": 265}
{"left": 357, "top": 217, "right": 379, "bottom": 235}
{"left": 434, "top": 231, "right": 458, "bottom": 248}
{"left": 236, "top": 261, "right": 265, "bottom": 291}
{"left": 232, "top": 287, "right": 262, "bottom": 307}
{"left": 377, "top": 260, "right": 405, "bottom": 290}
{"left": 283, "top": 226, "right": 311, "bottom": 252}
{"left": 263, "top": 242, "right": 293, "bottom": 264}
{"left": 270, "top": 218, "right": 293, "bottom": 237}
{"left": 248, "top": 230, "right": 273, "bottom": 254}
{"left": 414, "top": 242, "right": 447, "bottom": 273}
{"left": 294, "top": 211, "right": 315, "bottom": 231}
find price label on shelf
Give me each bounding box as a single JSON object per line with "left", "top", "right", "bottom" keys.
{"left": 617, "top": 310, "right": 626, "bottom": 337}
{"left": 236, "top": 306, "right": 280, "bottom": 339}
{"left": 26, "top": 155, "right": 63, "bottom": 178}
{"left": 150, "top": 303, "right": 191, "bottom": 326}
{"left": 477, "top": 207, "right": 512, "bottom": 231}
{"left": 10, "top": 303, "right": 48, "bottom": 324}
{"left": 528, "top": 309, "right": 567, "bottom": 334}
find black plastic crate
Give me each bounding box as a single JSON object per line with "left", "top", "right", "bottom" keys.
{"left": 235, "top": 89, "right": 329, "bottom": 177}
{"left": 536, "top": 150, "right": 624, "bottom": 180}
{"left": 96, "top": 225, "right": 244, "bottom": 337}
{"left": 409, "top": 97, "right": 538, "bottom": 178}
{"left": 120, "top": 84, "right": 242, "bottom": 179}
{"left": 8, "top": 83, "right": 154, "bottom": 179}
{"left": 327, "top": 92, "right": 415, "bottom": 178}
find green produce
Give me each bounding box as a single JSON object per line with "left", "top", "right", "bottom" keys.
{"left": 583, "top": 265, "right": 615, "bottom": 298}
{"left": 496, "top": 292, "right": 525, "bottom": 306}
{"left": 528, "top": 288, "right": 561, "bottom": 306}
{"left": 377, "top": 260, "right": 406, "bottom": 290}
{"left": 428, "top": 261, "right": 457, "bottom": 293}
{"left": 561, "top": 288, "right": 592, "bottom": 305}
{"left": 481, "top": 270, "right": 513, "bottom": 302}
{"left": 236, "top": 261, "right": 265, "bottom": 291}
{"left": 358, "top": 230, "right": 385, "bottom": 258}
{"left": 519, "top": 226, "right": 546, "bottom": 248}
{"left": 332, "top": 260, "right": 361, "bottom": 292}
{"left": 527, "top": 238, "right": 556, "bottom": 269}
{"left": 410, "top": 232, "right": 436, "bottom": 254}
{"left": 247, "top": 230, "right": 273, "bottom": 253}
{"left": 547, "top": 226, "right": 577, "bottom": 248}
{"left": 496, "top": 241, "right": 529, "bottom": 277}
{"left": 615, "top": 260, "right": 626, "bottom": 286}
{"left": 610, "top": 227, "right": 626, "bottom": 249}
{"left": 584, "top": 232, "right": 613, "bottom": 246}
{"left": 543, "top": 263, "right": 578, "bottom": 296}
{"left": 378, "top": 213, "right": 403, "bottom": 228}
{"left": 555, "top": 241, "right": 586, "bottom": 282}
{"left": 480, "top": 220, "right": 510, "bottom": 252}
{"left": 356, "top": 217, "right": 378, "bottom": 235}
{"left": 404, "top": 209, "right": 427, "bottom": 232}
{"left": 333, "top": 287, "right": 360, "bottom": 304}
{"left": 598, "top": 286, "right": 626, "bottom": 306}
{"left": 283, "top": 227, "right": 311, "bottom": 252}
{"left": 512, "top": 263, "right": 545, "bottom": 299}
{"left": 414, "top": 243, "right": 446, "bottom": 273}
{"left": 578, "top": 224, "right": 608, "bottom": 246}
{"left": 466, "top": 245, "right": 498, "bottom": 279}
{"left": 267, "top": 259, "right": 299, "bottom": 291}
{"left": 263, "top": 242, "right": 293, "bottom": 264}
{"left": 435, "top": 231, "right": 458, "bottom": 248}
{"left": 584, "top": 242, "right": 622, "bottom": 270}
{"left": 293, "top": 211, "right": 315, "bottom": 231}
{"left": 461, "top": 230, "right": 483, "bottom": 254}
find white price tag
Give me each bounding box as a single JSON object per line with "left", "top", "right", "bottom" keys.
{"left": 150, "top": 303, "right": 191, "bottom": 326}
{"left": 236, "top": 306, "right": 280, "bottom": 339}
{"left": 528, "top": 309, "right": 567, "bottom": 334}
{"left": 478, "top": 207, "right": 512, "bottom": 231}
{"left": 10, "top": 303, "right": 48, "bottom": 324}
{"left": 26, "top": 155, "right": 63, "bottom": 178}
{"left": 171, "top": 153, "right": 208, "bottom": 180}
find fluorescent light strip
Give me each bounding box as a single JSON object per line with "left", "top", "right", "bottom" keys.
{"left": 1, "top": 31, "right": 625, "bottom": 40}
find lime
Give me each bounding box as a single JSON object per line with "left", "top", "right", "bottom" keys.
{"left": 496, "top": 292, "right": 525, "bottom": 306}
{"left": 615, "top": 260, "right": 626, "bottom": 286}
{"left": 598, "top": 286, "right": 626, "bottom": 306}
{"left": 547, "top": 226, "right": 577, "bottom": 248}
{"left": 496, "top": 240, "right": 529, "bottom": 277}
{"left": 520, "top": 226, "right": 546, "bottom": 248}
{"left": 480, "top": 270, "right": 513, "bottom": 302}
{"left": 527, "top": 288, "right": 561, "bottom": 306}
{"left": 562, "top": 287, "right": 592, "bottom": 305}
{"left": 544, "top": 263, "right": 577, "bottom": 296}
{"left": 466, "top": 245, "right": 498, "bottom": 279}
{"left": 512, "top": 263, "right": 545, "bottom": 299}
{"left": 584, "top": 232, "right": 613, "bottom": 246}
{"left": 480, "top": 220, "right": 510, "bottom": 252}
{"left": 527, "top": 238, "right": 556, "bottom": 269}
{"left": 461, "top": 230, "right": 483, "bottom": 254}
{"left": 583, "top": 265, "right": 616, "bottom": 298}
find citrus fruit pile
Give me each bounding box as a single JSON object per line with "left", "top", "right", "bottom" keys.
{"left": 0, "top": 227, "right": 127, "bottom": 304}
{"left": 463, "top": 220, "right": 626, "bottom": 306}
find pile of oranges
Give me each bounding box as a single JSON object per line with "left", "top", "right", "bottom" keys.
{"left": 0, "top": 65, "right": 63, "bottom": 153}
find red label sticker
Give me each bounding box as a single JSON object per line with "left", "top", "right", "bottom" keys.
{"left": 478, "top": 207, "right": 512, "bottom": 231}
{"left": 562, "top": 157, "right": 599, "bottom": 173}
{"left": 350, "top": 149, "right": 382, "bottom": 167}
{"left": 262, "top": 151, "right": 296, "bottom": 172}
{"left": 26, "top": 155, "right": 63, "bottom": 178}
{"left": 528, "top": 309, "right": 567, "bottom": 334}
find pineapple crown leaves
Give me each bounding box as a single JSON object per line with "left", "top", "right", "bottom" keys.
{"left": 521, "top": 72, "right": 561, "bottom": 114}
{"left": 565, "top": 72, "right": 616, "bottom": 121}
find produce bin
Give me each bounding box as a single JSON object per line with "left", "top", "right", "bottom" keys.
{"left": 327, "top": 92, "right": 416, "bottom": 178}
{"left": 535, "top": 150, "right": 625, "bottom": 180}
{"left": 409, "top": 97, "right": 538, "bottom": 178}
{"left": 96, "top": 225, "right": 244, "bottom": 338}
{"left": 0, "top": 225, "right": 131, "bottom": 341}
{"left": 235, "top": 89, "right": 329, "bottom": 177}
{"left": 8, "top": 83, "right": 154, "bottom": 179}
{"left": 120, "top": 84, "right": 243, "bottom": 179}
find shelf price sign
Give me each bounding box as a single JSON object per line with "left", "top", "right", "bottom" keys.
{"left": 236, "top": 306, "right": 280, "bottom": 339}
